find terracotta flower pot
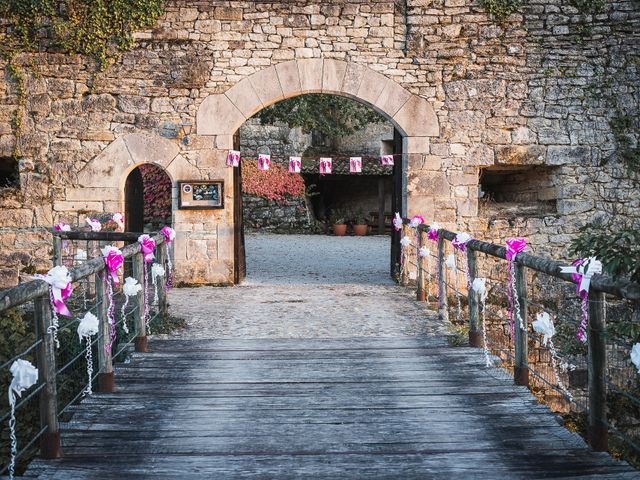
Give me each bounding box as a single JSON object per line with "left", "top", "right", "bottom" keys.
{"left": 353, "top": 224, "right": 368, "bottom": 236}
{"left": 333, "top": 224, "right": 347, "bottom": 236}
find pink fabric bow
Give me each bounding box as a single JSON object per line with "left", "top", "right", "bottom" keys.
{"left": 138, "top": 235, "right": 156, "bottom": 263}
{"left": 505, "top": 237, "right": 527, "bottom": 261}
{"left": 54, "top": 222, "right": 70, "bottom": 232}
{"left": 161, "top": 226, "right": 176, "bottom": 243}
{"left": 102, "top": 246, "right": 124, "bottom": 285}
{"left": 392, "top": 213, "right": 403, "bottom": 232}
{"left": 55, "top": 283, "right": 73, "bottom": 316}
{"left": 427, "top": 224, "right": 439, "bottom": 241}
{"left": 38, "top": 266, "right": 73, "bottom": 316}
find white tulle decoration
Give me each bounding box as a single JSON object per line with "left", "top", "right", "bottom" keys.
{"left": 445, "top": 253, "right": 457, "bottom": 272}
{"left": 8, "top": 359, "right": 38, "bottom": 479}
{"left": 532, "top": 311, "right": 573, "bottom": 401}
{"left": 86, "top": 218, "right": 102, "bottom": 232}
{"left": 472, "top": 277, "right": 492, "bottom": 367}
{"left": 419, "top": 246, "right": 430, "bottom": 258}
{"left": 400, "top": 236, "right": 412, "bottom": 247}
{"left": 77, "top": 312, "right": 99, "bottom": 396}
{"left": 151, "top": 263, "right": 165, "bottom": 305}
{"left": 74, "top": 248, "right": 87, "bottom": 261}
{"left": 532, "top": 312, "right": 555, "bottom": 346}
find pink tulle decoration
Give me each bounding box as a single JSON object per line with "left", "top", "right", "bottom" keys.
{"left": 138, "top": 235, "right": 156, "bottom": 263}
{"left": 102, "top": 246, "right": 124, "bottom": 286}
{"left": 506, "top": 237, "right": 527, "bottom": 261}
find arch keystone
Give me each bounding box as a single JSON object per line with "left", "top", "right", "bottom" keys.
{"left": 321, "top": 59, "right": 347, "bottom": 94}
{"left": 297, "top": 59, "right": 323, "bottom": 93}
{"left": 275, "top": 61, "right": 302, "bottom": 99}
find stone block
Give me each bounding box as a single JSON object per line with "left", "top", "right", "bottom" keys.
{"left": 77, "top": 137, "right": 131, "bottom": 188}
{"left": 249, "top": 66, "right": 284, "bottom": 105}
{"left": 495, "top": 145, "right": 546, "bottom": 165}
{"left": 124, "top": 133, "right": 180, "bottom": 168}
{"left": 225, "top": 78, "right": 263, "bottom": 118}
{"left": 65, "top": 188, "right": 118, "bottom": 202}
{"left": 0, "top": 209, "right": 33, "bottom": 228}
{"left": 355, "top": 69, "right": 388, "bottom": 106}
{"left": 275, "top": 60, "right": 303, "bottom": 98}
{"left": 392, "top": 95, "right": 439, "bottom": 137}
{"left": 374, "top": 80, "right": 412, "bottom": 118}
{"left": 214, "top": 7, "right": 243, "bottom": 21}
{"left": 546, "top": 146, "right": 590, "bottom": 166}
{"left": 0, "top": 267, "right": 18, "bottom": 289}
{"left": 53, "top": 201, "right": 103, "bottom": 212}
{"left": 321, "top": 59, "right": 347, "bottom": 94}
{"left": 297, "top": 59, "right": 324, "bottom": 92}
{"left": 197, "top": 94, "right": 245, "bottom": 136}
{"left": 117, "top": 95, "right": 150, "bottom": 114}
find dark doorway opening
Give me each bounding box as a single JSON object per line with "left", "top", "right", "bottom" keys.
{"left": 125, "top": 164, "right": 172, "bottom": 233}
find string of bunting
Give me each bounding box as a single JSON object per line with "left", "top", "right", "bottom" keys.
{"left": 227, "top": 150, "right": 400, "bottom": 174}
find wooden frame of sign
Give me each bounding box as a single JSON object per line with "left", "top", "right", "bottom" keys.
{"left": 178, "top": 180, "right": 224, "bottom": 209}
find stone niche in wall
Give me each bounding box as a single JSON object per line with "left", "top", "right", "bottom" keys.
{"left": 479, "top": 165, "right": 558, "bottom": 219}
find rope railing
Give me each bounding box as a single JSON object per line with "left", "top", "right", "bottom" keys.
{"left": 0, "top": 231, "right": 169, "bottom": 477}
{"left": 399, "top": 220, "right": 640, "bottom": 457}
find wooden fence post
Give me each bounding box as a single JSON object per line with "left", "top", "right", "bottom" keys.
{"left": 96, "top": 272, "right": 115, "bottom": 392}
{"left": 416, "top": 230, "right": 426, "bottom": 301}
{"left": 52, "top": 236, "right": 63, "bottom": 267}
{"left": 513, "top": 262, "right": 529, "bottom": 386}
{"left": 157, "top": 242, "right": 168, "bottom": 320}
{"left": 587, "top": 290, "right": 608, "bottom": 452}
{"left": 34, "top": 296, "right": 62, "bottom": 459}
{"left": 132, "top": 252, "right": 148, "bottom": 353}
{"left": 437, "top": 233, "right": 448, "bottom": 321}
{"left": 467, "top": 247, "right": 481, "bottom": 347}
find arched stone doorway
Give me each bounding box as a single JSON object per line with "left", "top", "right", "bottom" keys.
{"left": 196, "top": 60, "right": 440, "bottom": 284}
{"left": 124, "top": 163, "right": 173, "bottom": 232}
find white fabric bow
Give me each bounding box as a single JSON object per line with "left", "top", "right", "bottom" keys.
{"left": 9, "top": 359, "right": 38, "bottom": 406}
{"left": 123, "top": 277, "right": 142, "bottom": 297}
{"left": 532, "top": 312, "right": 556, "bottom": 346}
{"left": 419, "top": 246, "right": 430, "bottom": 258}
{"left": 77, "top": 312, "right": 99, "bottom": 341}
{"left": 151, "top": 263, "right": 165, "bottom": 282}
{"left": 400, "top": 236, "right": 412, "bottom": 247}
{"left": 472, "top": 277, "right": 488, "bottom": 302}
{"left": 560, "top": 256, "right": 603, "bottom": 294}
{"left": 86, "top": 218, "right": 102, "bottom": 232}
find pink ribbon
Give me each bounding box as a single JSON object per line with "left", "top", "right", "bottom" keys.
{"left": 103, "top": 249, "right": 124, "bottom": 285}
{"left": 409, "top": 215, "right": 425, "bottom": 228}
{"left": 160, "top": 226, "right": 175, "bottom": 243}
{"left": 52, "top": 283, "right": 73, "bottom": 316}
{"left": 427, "top": 223, "right": 439, "bottom": 241}
{"left": 138, "top": 235, "right": 156, "bottom": 263}
{"left": 506, "top": 237, "right": 527, "bottom": 261}
{"left": 452, "top": 233, "right": 472, "bottom": 252}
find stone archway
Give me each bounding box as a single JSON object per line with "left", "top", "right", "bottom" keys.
{"left": 196, "top": 60, "right": 441, "bottom": 283}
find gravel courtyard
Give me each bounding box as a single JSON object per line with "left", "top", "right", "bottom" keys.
{"left": 168, "top": 234, "right": 445, "bottom": 339}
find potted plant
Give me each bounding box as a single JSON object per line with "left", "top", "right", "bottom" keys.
{"left": 330, "top": 209, "right": 348, "bottom": 236}
{"left": 352, "top": 209, "right": 369, "bottom": 236}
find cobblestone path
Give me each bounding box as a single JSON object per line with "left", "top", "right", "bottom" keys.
{"left": 168, "top": 234, "right": 446, "bottom": 339}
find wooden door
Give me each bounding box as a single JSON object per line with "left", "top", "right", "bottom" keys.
{"left": 390, "top": 129, "right": 403, "bottom": 280}
{"left": 233, "top": 130, "right": 246, "bottom": 284}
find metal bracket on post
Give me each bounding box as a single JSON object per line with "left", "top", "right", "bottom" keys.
{"left": 513, "top": 262, "right": 529, "bottom": 386}
{"left": 588, "top": 290, "right": 608, "bottom": 452}
{"left": 467, "top": 247, "right": 482, "bottom": 347}
{"left": 96, "top": 272, "right": 115, "bottom": 393}
{"left": 416, "top": 230, "right": 426, "bottom": 301}
{"left": 34, "top": 296, "right": 62, "bottom": 459}
{"left": 132, "top": 252, "right": 148, "bottom": 353}
{"left": 437, "top": 233, "right": 448, "bottom": 322}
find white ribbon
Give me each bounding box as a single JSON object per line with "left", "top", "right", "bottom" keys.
{"left": 445, "top": 253, "right": 457, "bottom": 272}
{"left": 559, "top": 256, "right": 603, "bottom": 294}
{"left": 151, "top": 263, "right": 165, "bottom": 306}
{"left": 8, "top": 359, "right": 38, "bottom": 480}
{"left": 631, "top": 343, "right": 640, "bottom": 374}
{"left": 532, "top": 311, "right": 573, "bottom": 401}
{"left": 122, "top": 277, "right": 142, "bottom": 334}
{"left": 472, "top": 278, "right": 492, "bottom": 367}
{"left": 77, "top": 312, "right": 99, "bottom": 396}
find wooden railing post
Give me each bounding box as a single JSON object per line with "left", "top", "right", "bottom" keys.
{"left": 34, "top": 296, "right": 62, "bottom": 459}
{"left": 52, "top": 236, "right": 63, "bottom": 266}
{"left": 467, "top": 247, "right": 482, "bottom": 347}
{"left": 400, "top": 225, "right": 408, "bottom": 286}
{"left": 157, "top": 242, "right": 168, "bottom": 320}
{"left": 416, "top": 230, "right": 426, "bottom": 301}
{"left": 437, "top": 233, "right": 448, "bottom": 321}
{"left": 96, "top": 272, "right": 115, "bottom": 392}
{"left": 132, "top": 252, "right": 148, "bottom": 353}
{"left": 513, "top": 262, "right": 529, "bottom": 386}
{"left": 588, "top": 290, "right": 608, "bottom": 452}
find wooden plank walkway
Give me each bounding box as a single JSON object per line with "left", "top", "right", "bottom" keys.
{"left": 28, "top": 337, "right": 636, "bottom": 479}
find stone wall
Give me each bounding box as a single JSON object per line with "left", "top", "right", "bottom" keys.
{"left": 0, "top": 0, "right": 637, "bottom": 286}
{"left": 243, "top": 195, "right": 312, "bottom": 233}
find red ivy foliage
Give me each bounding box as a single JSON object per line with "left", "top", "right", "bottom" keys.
{"left": 139, "top": 164, "right": 172, "bottom": 224}
{"left": 241, "top": 159, "right": 306, "bottom": 202}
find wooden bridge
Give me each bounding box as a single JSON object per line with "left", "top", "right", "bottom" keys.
{"left": 2, "top": 230, "right": 640, "bottom": 478}
{"left": 26, "top": 337, "right": 636, "bottom": 479}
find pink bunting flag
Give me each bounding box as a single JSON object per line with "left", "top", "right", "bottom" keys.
{"left": 226, "top": 150, "right": 240, "bottom": 167}
{"left": 289, "top": 156, "right": 301, "bottom": 173}
{"left": 319, "top": 158, "right": 332, "bottom": 174}
{"left": 350, "top": 157, "right": 362, "bottom": 173}
{"left": 380, "top": 154, "right": 394, "bottom": 166}
{"left": 258, "top": 153, "right": 270, "bottom": 171}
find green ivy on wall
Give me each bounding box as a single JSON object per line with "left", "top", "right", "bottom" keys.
{"left": 479, "top": 0, "right": 521, "bottom": 21}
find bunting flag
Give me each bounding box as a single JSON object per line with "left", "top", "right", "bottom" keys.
{"left": 258, "top": 153, "right": 271, "bottom": 171}
{"left": 227, "top": 150, "right": 240, "bottom": 167}
{"left": 319, "top": 157, "right": 332, "bottom": 174}
{"left": 289, "top": 156, "right": 301, "bottom": 173}
{"left": 349, "top": 157, "right": 362, "bottom": 173}
{"left": 380, "top": 154, "right": 394, "bottom": 166}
